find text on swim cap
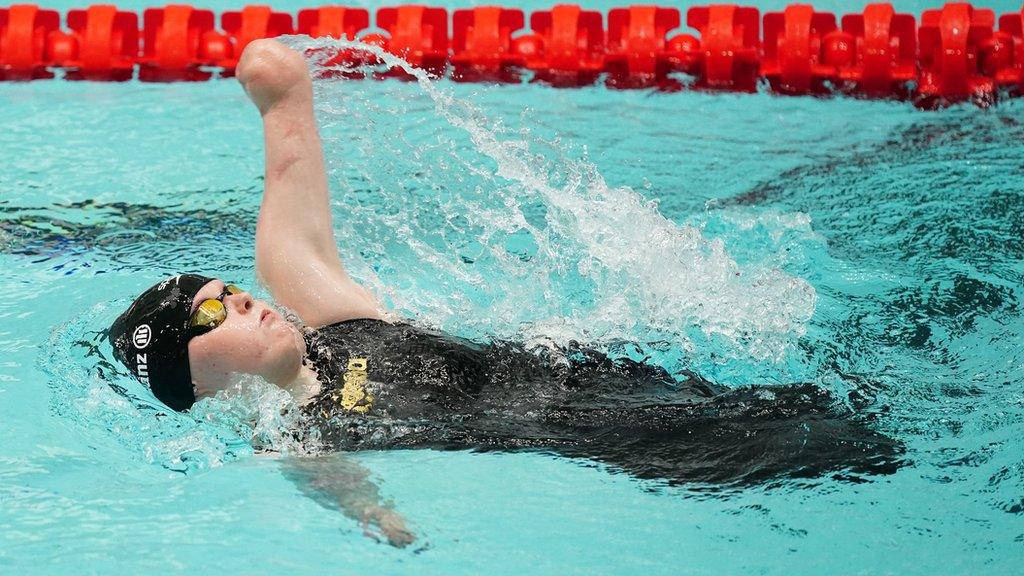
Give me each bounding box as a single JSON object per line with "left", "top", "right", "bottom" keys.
{"left": 136, "top": 353, "right": 149, "bottom": 384}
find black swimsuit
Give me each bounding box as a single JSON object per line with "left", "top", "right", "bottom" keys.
{"left": 301, "top": 319, "right": 903, "bottom": 485}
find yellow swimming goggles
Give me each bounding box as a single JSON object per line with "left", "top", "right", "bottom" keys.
{"left": 188, "top": 284, "right": 243, "bottom": 336}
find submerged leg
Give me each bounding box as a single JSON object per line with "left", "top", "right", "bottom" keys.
{"left": 547, "top": 383, "right": 905, "bottom": 485}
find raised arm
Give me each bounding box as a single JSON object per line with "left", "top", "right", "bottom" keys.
{"left": 236, "top": 39, "right": 385, "bottom": 328}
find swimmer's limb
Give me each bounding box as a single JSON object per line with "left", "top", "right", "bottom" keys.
{"left": 236, "top": 39, "right": 386, "bottom": 327}
{"left": 279, "top": 453, "right": 415, "bottom": 548}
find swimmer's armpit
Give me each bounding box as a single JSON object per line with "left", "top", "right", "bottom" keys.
{"left": 279, "top": 454, "right": 416, "bottom": 548}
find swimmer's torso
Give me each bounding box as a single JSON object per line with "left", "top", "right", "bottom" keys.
{"left": 300, "top": 319, "right": 718, "bottom": 450}
{"left": 299, "top": 319, "right": 904, "bottom": 485}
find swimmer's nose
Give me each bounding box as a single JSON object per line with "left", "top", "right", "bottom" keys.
{"left": 226, "top": 292, "right": 254, "bottom": 315}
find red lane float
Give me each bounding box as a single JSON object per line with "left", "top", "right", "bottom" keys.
{"left": 296, "top": 6, "right": 369, "bottom": 75}
{"left": 918, "top": 2, "right": 995, "bottom": 105}
{"left": 521, "top": 4, "right": 604, "bottom": 85}
{"left": 216, "top": 5, "right": 293, "bottom": 72}
{"left": 6, "top": 2, "right": 1024, "bottom": 108}
{"left": 761, "top": 4, "right": 837, "bottom": 94}
{"left": 605, "top": 5, "right": 680, "bottom": 88}
{"left": 139, "top": 4, "right": 215, "bottom": 81}
{"left": 375, "top": 5, "right": 448, "bottom": 75}
{"left": 833, "top": 3, "right": 917, "bottom": 97}
{"left": 298, "top": 5, "right": 368, "bottom": 40}
{"left": 62, "top": 5, "right": 138, "bottom": 80}
{"left": 994, "top": 8, "right": 1024, "bottom": 87}
{"left": 0, "top": 4, "right": 59, "bottom": 79}
{"left": 685, "top": 5, "right": 760, "bottom": 91}
{"left": 451, "top": 6, "right": 524, "bottom": 82}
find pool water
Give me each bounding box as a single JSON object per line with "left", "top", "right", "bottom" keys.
{"left": 3, "top": 0, "right": 1024, "bottom": 573}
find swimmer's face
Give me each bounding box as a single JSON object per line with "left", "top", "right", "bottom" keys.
{"left": 186, "top": 279, "right": 305, "bottom": 399}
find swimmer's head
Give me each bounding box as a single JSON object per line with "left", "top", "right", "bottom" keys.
{"left": 108, "top": 274, "right": 212, "bottom": 410}
{"left": 108, "top": 275, "right": 305, "bottom": 411}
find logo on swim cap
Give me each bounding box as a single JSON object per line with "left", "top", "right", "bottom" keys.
{"left": 132, "top": 324, "right": 152, "bottom": 349}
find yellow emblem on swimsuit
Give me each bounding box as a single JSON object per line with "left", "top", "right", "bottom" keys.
{"left": 339, "top": 357, "right": 373, "bottom": 413}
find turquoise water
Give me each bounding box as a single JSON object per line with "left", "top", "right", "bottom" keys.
{"left": 3, "top": 1, "right": 1024, "bottom": 573}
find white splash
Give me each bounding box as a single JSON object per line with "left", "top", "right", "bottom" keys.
{"left": 284, "top": 36, "right": 817, "bottom": 376}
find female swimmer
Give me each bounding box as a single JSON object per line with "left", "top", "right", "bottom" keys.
{"left": 107, "top": 40, "right": 902, "bottom": 548}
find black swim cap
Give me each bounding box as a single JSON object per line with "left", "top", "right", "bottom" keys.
{"left": 108, "top": 274, "right": 214, "bottom": 411}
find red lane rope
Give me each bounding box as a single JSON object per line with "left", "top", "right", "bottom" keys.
{"left": 0, "top": 3, "right": 1021, "bottom": 107}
